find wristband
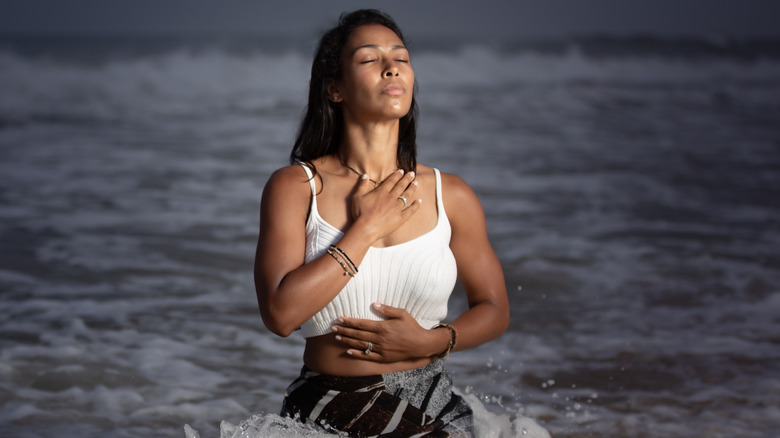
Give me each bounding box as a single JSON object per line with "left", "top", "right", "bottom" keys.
{"left": 432, "top": 323, "right": 457, "bottom": 360}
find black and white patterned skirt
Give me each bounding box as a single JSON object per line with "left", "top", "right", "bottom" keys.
{"left": 281, "top": 360, "right": 474, "bottom": 437}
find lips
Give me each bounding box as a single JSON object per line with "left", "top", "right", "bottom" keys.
{"left": 381, "top": 83, "right": 405, "bottom": 95}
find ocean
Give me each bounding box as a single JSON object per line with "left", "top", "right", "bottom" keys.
{"left": 1, "top": 34, "right": 779, "bottom": 437}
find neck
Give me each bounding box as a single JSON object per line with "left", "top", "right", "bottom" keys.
{"left": 339, "top": 120, "right": 400, "bottom": 181}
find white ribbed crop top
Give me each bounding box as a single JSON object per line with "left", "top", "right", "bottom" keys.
{"left": 298, "top": 163, "right": 458, "bottom": 338}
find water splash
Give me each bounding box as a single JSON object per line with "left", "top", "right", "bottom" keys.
{"left": 184, "top": 392, "right": 550, "bottom": 438}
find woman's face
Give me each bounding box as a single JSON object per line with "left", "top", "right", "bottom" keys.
{"left": 329, "top": 24, "right": 414, "bottom": 123}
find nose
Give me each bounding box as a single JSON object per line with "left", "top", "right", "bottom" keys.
{"left": 384, "top": 63, "right": 399, "bottom": 77}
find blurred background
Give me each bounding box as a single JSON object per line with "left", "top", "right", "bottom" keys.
{"left": 1, "top": 1, "right": 779, "bottom": 437}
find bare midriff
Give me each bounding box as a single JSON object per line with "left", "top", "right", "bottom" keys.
{"left": 303, "top": 333, "right": 436, "bottom": 376}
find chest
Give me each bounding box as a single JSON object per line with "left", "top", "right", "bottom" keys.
{"left": 316, "top": 174, "right": 439, "bottom": 248}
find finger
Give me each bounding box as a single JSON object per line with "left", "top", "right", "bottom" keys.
{"left": 331, "top": 324, "right": 371, "bottom": 341}
{"left": 379, "top": 169, "right": 405, "bottom": 192}
{"left": 346, "top": 348, "right": 379, "bottom": 359}
{"left": 389, "top": 170, "right": 416, "bottom": 195}
{"left": 353, "top": 173, "right": 375, "bottom": 196}
{"left": 395, "top": 194, "right": 409, "bottom": 209}
{"left": 403, "top": 178, "right": 419, "bottom": 195}
{"left": 371, "top": 302, "right": 406, "bottom": 319}
{"left": 397, "top": 180, "right": 418, "bottom": 209}
{"left": 346, "top": 340, "right": 380, "bottom": 358}
{"left": 400, "top": 197, "right": 423, "bottom": 217}
{"left": 336, "top": 317, "right": 382, "bottom": 333}
{"left": 334, "top": 332, "right": 374, "bottom": 351}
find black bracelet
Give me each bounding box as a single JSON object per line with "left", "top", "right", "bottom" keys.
{"left": 326, "top": 247, "right": 354, "bottom": 277}
{"left": 329, "top": 245, "right": 358, "bottom": 274}
{"left": 432, "top": 323, "right": 457, "bottom": 360}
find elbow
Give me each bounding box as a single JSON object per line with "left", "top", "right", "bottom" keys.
{"left": 499, "top": 309, "right": 510, "bottom": 336}
{"left": 259, "top": 306, "right": 300, "bottom": 338}
{"left": 492, "top": 303, "right": 511, "bottom": 339}
{"left": 256, "top": 285, "right": 300, "bottom": 337}
{"left": 263, "top": 314, "right": 299, "bottom": 338}
{"left": 267, "top": 324, "right": 296, "bottom": 338}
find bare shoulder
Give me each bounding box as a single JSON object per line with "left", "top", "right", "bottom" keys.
{"left": 418, "top": 165, "right": 485, "bottom": 227}
{"left": 264, "top": 164, "right": 312, "bottom": 196}
{"left": 411, "top": 163, "right": 434, "bottom": 178}
{"left": 261, "top": 164, "right": 314, "bottom": 218}
{"left": 438, "top": 170, "right": 482, "bottom": 211}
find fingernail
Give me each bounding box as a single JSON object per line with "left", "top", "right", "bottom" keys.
{"left": 373, "top": 303, "right": 382, "bottom": 309}
{"left": 398, "top": 169, "right": 404, "bottom": 175}
{"left": 409, "top": 171, "right": 415, "bottom": 178}
{"left": 335, "top": 335, "right": 342, "bottom": 341}
{"left": 413, "top": 181, "right": 418, "bottom": 186}
{"left": 331, "top": 325, "right": 338, "bottom": 332}
{"left": 346, "top": 350, "right": 353, "bottom": 356}
{"left": 337, "top": 317, "right": 345, "bottom": 324}
{"left": 361, "top": 174, "right": 368, "bottom": 180}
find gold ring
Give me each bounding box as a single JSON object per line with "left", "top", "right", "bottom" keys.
{"left": 364, "top": 341, "right": 373, "bottom": 355}
{"left": 397, "top": 195, "right": 407, "bottom": 208}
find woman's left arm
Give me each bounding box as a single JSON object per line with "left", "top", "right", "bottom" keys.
{"left": 443, "top": 172, "right": 510, "bottom": 351}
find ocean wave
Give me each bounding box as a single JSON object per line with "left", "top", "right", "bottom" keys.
{"left": 0, "top": 47, "right": 311, "bottom": 125}
{"left": 1, "top": 38, "right": 779, "bottom": 127}
{"left": 414, "top": 44, "right": 780, "bottom": 87}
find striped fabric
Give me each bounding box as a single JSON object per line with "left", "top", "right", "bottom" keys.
{"left": 281, "top": 361, "right": 473, "bottom": 437}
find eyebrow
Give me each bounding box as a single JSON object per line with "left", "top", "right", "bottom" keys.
{"left": 350, "top": 44, "right": 407, "bottom": 56}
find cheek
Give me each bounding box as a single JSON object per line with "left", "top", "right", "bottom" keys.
{"left": 344, "top": 71, "right": 376, "bottom": 96}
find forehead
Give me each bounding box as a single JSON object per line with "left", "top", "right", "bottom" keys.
{"left": 345, "top": 24, "right": 405, "bottom": 53}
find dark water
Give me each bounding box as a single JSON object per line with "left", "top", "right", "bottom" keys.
{"left": 1, "top": 35, "right": 779, "bottom": 437}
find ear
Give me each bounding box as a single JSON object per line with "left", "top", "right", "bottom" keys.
{"left": 326, "top": 79, "right": 343, "bottom": 103}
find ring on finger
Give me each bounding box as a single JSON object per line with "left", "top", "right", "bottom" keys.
{"left": 397, "top": 195, "right": 407, "bottom": 208}
{"left": 364, "top": 341, "right": 373, "bottom": 355}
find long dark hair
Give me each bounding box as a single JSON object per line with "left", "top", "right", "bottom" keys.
{"left": 289, "top": 9, "right": 418, "bottom": 173}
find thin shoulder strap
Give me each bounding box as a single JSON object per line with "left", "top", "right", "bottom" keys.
{"left": 433, "top": 168, "right": 442, "bottom": 205}
{"left": 298, "top": 162, "right": 317, "bottom": 198}
{"left": 433, "top": 168, "right": 446, "bottom": 223}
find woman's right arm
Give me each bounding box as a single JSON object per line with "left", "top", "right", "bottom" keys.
{"left": 254, "top": 165, "right": 419, "bottom": 337}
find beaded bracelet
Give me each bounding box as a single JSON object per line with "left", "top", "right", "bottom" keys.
{"left": 329, "top": 245, "right": 358, "bottom": 274}
{"left": 326, "top": 247, "right": 354, "bottom": 277}
{"left": 433, "top": 323, "right": 458, "bottom": 360}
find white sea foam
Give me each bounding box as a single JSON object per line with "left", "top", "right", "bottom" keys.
{"left": 183, "top": 391, "right": 551, "bottom": 438}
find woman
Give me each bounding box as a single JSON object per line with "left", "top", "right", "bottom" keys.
{"left": 254, "top": 9, "right": 509, "bottom": 436}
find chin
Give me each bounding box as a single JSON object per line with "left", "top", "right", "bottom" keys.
{"left": 390, "top": 102, "right": 413, "bottom": 117}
